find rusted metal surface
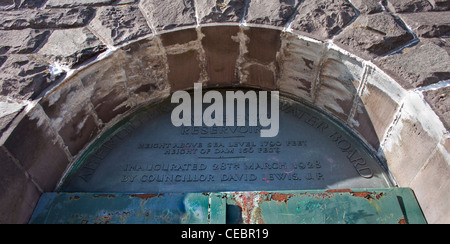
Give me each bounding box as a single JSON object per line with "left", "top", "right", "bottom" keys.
{"left": 223, "top": 188, "right": 427, "bottom": 224}
{"left": 30, "top": 188, "right": 426, "bottom": 224}
{"left": 29, "top": 193, "right": 224, "bottom": 224}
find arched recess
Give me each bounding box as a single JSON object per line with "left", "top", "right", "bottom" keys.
{"left": 0, "top": 25, "right": 446, "bottom": 223}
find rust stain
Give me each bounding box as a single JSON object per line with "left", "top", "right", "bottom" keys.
{"left": 352, "top": 191, "right": 373, "bottom": 200}
{"left": 326, "top": 189, "right": 352, "bottom": 194}
{"left": 128, "top": 193, "right": 163, "bottom": 200}
{"left": 232, "top": 192, "right": 265, "bottom": 224}
{"left": 69, "top": 195, "right": 80, "bottom": 201}
{"left": 268, "top": 193, "right": 294, "bottom": 204}
{"left": 92, "top": 194, "right": 116, "bottom": 199}
{"left": 398, "top": 218, "right": 407, "bottom": 224}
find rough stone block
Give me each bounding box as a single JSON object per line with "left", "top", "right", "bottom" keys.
{"left": 37, "top": 27, "right": 107, "bottom": 68}
{"left": 334, "top": 13, "right": 414, "bottom": 59}
{"left": 278, "top": 34, "right": 325, "bottom": 102}
{"left": 77, "top": 55, "right": 132, "bottom": 124}
{"left": 315, "top": 50, "right": 364, "bottom": 121}
{"left": 201, "top": 26, "right": 240, "bottom": 86}
{"left": 376, "top": 39, "right": 450, "bottom": 89}
{"left": 386, "top": 0, "right": 433, "bottom": 13}
{"left": 140, "top": 0, "right": 197, "bottom": 32}
{"left": 45, "top": 0, "right": 114, "bottom": 8}
{"left": 0, "top": 7, "right": 96, "bottom": 30}
{"left": 167, "top": 50, "right": 201, "bottom": 91}
{"left": 89, "top": 5, "right": 152, "bottom": 46}
{"left": 3, "top": 107, "right": 70, "bottom": 192}
{"left": 119, "top": 38, "right": 169, "bottom": 104}
{"left": 289, "top": 0, "right": 357, "bottom": 40}
{"left": 350, "top": 0, "right": 384, "bottom": 14}
{"left": 0, "top": 97, "right": 25, "bottom": 136}
{"left": 0, "top": 29, "right": 51, "bottom": 55}
{"left": 246, "top": 0, "right": 299, "bottom": 26}
{"left": 428, "top": 0, "right": 450, "bottom": 11}
{"left": 399, "top": 11, "right": 450, "bottom": 38}
{"left": 423, "top": 86, "right": 450, "bottom": 131}
{"left": 0, "top": 55, "right": 64, "bottom": 100}
{"left": 197, "top": 0, "right": 247, "bottom": 24}
{"left": 0, "top": 147, "right": 41, "bottom": 224}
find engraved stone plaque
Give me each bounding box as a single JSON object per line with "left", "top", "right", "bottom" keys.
{"left": 60, "top": 90, "right": 393, "bottom": 193}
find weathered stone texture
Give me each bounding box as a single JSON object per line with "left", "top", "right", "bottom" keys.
{"left": 334, "top": 13, "right": 414, "bottom": 58}
{"left": 0, "top": 55, "right": 64, "bottom": 100}
{"left": 77, "top": 55, "right": 132, "bottom": 124}
{"left": 410, "top": 143, "right": 450, "bottom": 224}
{"left": 243, "top": 63, "right": 276, "bottom": 89}
{"left": 0, "top": 29, "right": 51, "bottom": 55}
{"left": 386, "top": 0, "right": 433, "bottom": 13}
{"left": 140, "top": 0, "right": 197, "bottom": 32}
{"left": 89, "top": 5, "right": 152, "bottom": 46}
{"left": 160, "top": 28, "right": 198, "bottom": 46}
{"left": 0, "top": 7, "right": 96, "bottom": 30}
{"left": 0, "top": 97, "right": 25, "bottom": 135}
{"left": 201, "top": 26, "right": 240, "bottom": 85}
{"left": 37, "top": 27, "right": 107, "bottom": 68}
{"left": 384, "top": 116, "right": 440, "bottom": 187}
{"left": 354, "top": 68, "right": 405, "bottom": 150}
{"left": 167, "top": 50, "right": 201, "bottom": 91}
{"left": 289, "top": 0, "right": 357, "bottom": 40}
{"left": 315, "top": 50, "right": 364, "bottom": 121}
{"left": 45, "top": 0, "right": 115, "bottom": 8}
{"left": 423, "top": 86, "right": 450, "bottom": 131}
{"left": 197, "top": 0, "right": 248, "bottom": 24}
{"left": 376, "top": 39, "right": 450, "bottom": 89}
{"left": 399, "top": 11, "right": 450, "bottom": 38}
{"left": 0, "top": 0, "right": 47, "bottom": 10}
{"left": 246, "top": 0, "right": 299, "bottom": 26}
{"left": 428, "top": 0, "right": 450, "bottom": 11}
{"left": 118, "top": 38, "right": 169, "bottom": 103}
{"left": 3, "top": 108, "right": 70, "bottom": 192}
{"left": 0, "top": 147, "right": 41, "bottom": 224}
{"left": 40, "top": 78, "right": 100, "bottom": 156}
{"left": 278, "top": 34, "right": 325, "bottom": 102}
{"left": 350, "top": 0, "right": 384, "bottom": 14}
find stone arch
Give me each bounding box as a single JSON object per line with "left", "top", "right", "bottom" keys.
{"left": 0, "top": 0, "right": 448, "bottom": 224}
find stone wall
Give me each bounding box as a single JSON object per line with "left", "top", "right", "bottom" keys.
{"left": 0, "top": 0, "right": 448, "bottom": 224}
